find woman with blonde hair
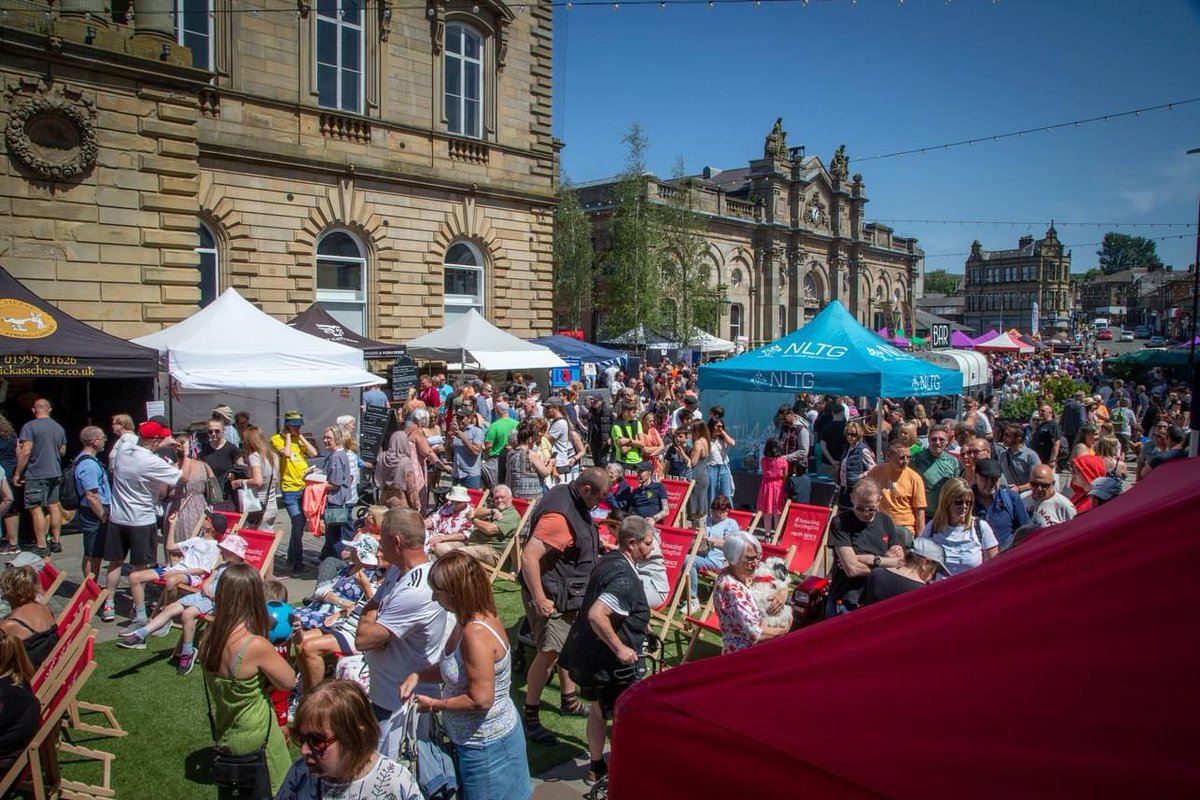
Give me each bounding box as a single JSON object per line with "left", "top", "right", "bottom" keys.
{"left": 919, "top": 477, "right": 997, "bottom": 576}
{"left": 837, "top": 421, "right": 875, "bottom": 509}
{"left": 401, "top": 551, "right": 532, "bottom": 799}
{"left": 231, "top": 425, "right": 278, "bottom": 529}
{"left": 897, "top": 421, "right": 921, "bottom": 455}
{"left": 199, "top": 564, "right": 295, "bottom": 797}
{"left": 1093, "top": 436, "right": 1127, "bottom": 480}
{"left": 0, "top": 628, "right": 38, "bottom": 772}
{"left": 912, "top": 403, "right": 931, "bottom": 448}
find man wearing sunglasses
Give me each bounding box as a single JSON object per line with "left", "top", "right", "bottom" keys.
{"left": 825, "top": 478, "right": 905, "bottom": 618}
{"left": 1019, "top": 464, "right": 1076, "bottom": 528}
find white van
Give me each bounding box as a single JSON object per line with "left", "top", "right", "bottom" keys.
{"left": 1093, "top": 318, "right": 1110, "bottom": 331}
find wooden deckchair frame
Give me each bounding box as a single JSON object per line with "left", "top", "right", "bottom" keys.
{"left": 39, "top": 559, "right": 66, "bottom": 601}
{"left": 770, "top": 493, "right": 838, "bottom": 578}
{"left": 54, "top": 577, "right": 107, "bottom": 634}
{"left": 650, "top": 525, "right": 704, "bottom": 641}
{"left": 488, "top": 497, "right": 537, "bottom": 585}
{"left": 466, "top": 487, "right": 490, "bottom": 515}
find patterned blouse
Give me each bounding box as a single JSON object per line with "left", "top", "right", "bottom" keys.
{"left": 713, "top": 573, "right": 762, "bottom": 654}
{"left": 295, "top": 567, "right": 374, "bottom": 630}
{"left": 427, "top": 504, "right": 473, "bottom": 545}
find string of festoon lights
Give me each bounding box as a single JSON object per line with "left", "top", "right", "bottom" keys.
{"left": 923, "top": 232, "right": 1197, "bottom": 261}
{"left": 875, "top": 220, "right": 1198, "bottom": 230}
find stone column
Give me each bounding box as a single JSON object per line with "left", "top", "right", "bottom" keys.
{"left": 134, "top": 0, "right": 175, "bottom": 39}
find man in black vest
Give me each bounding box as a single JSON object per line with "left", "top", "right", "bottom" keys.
{"left": 561, "top": 515, "right": 653, "bottom": 785}
{"left": 519, "top": 467, "right": 612, "bottom": 746}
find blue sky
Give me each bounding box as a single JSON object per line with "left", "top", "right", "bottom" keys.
{"left": 551, "top": 0, "right": 1200, "bottom": 274}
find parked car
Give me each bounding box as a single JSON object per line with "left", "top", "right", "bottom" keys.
{"left": 1119, "top": 330, "right": 1135, "bottom": 342}
{"left": 1147, "top": 335, "right": 1166, "bottom": 347}
{"left": 1134, "top": 325, "right": 1150, "bottom": 339}
{"left": 1097, "top": 329, "right": 1112, "bottom": 341}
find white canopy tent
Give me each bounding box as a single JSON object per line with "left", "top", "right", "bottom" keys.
{"left": 406, "top": 309, "right": 567, "bottom": 371}
{"left": 133, "top": 288, "right": 381, "bottom": 436}
{"left": 685, "top": 330, "right": 737, "bottom": 354}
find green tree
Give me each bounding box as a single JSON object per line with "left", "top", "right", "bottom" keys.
{"left": 1097, "top": 232, "right": 1163, "bottom": 274}
{"left": 923, "top": 269, "right": 962, "bottom": 295}
{"left": 551, "top": 179, "right": 594, "bottom": 331}
{"left": 659, "top": 155, "right": 720, "bottom": 345}
{"left": 599, "top": 123, "right": 664, "bottom": 343}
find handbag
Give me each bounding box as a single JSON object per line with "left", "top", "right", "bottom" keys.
{"left": 395, "top": 697, "right": 458, "bottom": 800}
{"left": 237, "top": 485, "right": 263, "bottom": 515}
{"left": 323, "top": 505, "right": 350, "bottom": 525}
{"left": 202, "top": 673, "right": 272, "bottom": 800}
{"left": 205, "top": 464, "right": 225, "bottom": 505}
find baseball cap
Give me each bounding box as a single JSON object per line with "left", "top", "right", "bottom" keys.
{"left": 1088, "top": 477, "right": 1124, "bottom": 502}
{"left": 205, "top": 510, "right": 229, "bottom": 536}
{"left": 910, "top": 537, "right": 951, "bottom": 577}
{"left": 283, "top": 410, "right": 304, "bottom": 428}
{"left": 975, "top": 458, "right": 1003, "bottom": 479}
{"left": 137, "top": 420, "right": 172, "bottom": 440}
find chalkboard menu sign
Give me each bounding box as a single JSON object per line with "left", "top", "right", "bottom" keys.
{"left": 359, "top": 404, "right": 392, "bottom": 465}
{"left": 391, "top": 356, "right": 418, "bottom": 402}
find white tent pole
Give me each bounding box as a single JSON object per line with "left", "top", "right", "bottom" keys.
{"left": 875, "top": 397, "right": 883, "bottom": 457}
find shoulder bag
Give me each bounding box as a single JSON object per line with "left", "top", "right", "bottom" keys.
{"left": 395, "top": 697, "right": 457, "bottom": 800}
{"left": 202, "top": 674, "right": 272, "bottom": 800}
{"left": 203, "top": 462, "right": 225, "bottom": 505}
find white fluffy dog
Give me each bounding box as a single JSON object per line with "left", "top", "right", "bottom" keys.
{"left": 749, "top": 556, "right": 793, "bottom": 629}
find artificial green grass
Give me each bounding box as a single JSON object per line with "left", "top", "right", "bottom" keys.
{"left": 15, "top": 579, "right": 724, "bottom": 799}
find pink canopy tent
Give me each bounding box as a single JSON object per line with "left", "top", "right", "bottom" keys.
{"left": 875, "top": 327, "right": 911, "bottom": 348}
{"left": 974, "top": 331, "right": 1034, "bottom": 353}
{"left": 975, "top": 327, "right": 999, "bottom": 343}
{"left": 951, "top": 329, "right": 976, "bottom": 348}
{"left": 609, "top": 458, "right": 1200, "bottom": 799}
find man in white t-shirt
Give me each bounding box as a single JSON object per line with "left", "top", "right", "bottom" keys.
{"left": 356, "top": 507, "right": 451, "bottom": 722}
{"left": 1020, "top": 464, "right": 1076, "bottom": 528}
{"left": 669, "top": 394, "right": 702, "bottom": 432}
{"left": 102, "top": 420, "right": 182, "bottom": 624}
{"left": 545, "top": 399, "right": 584, "bottom": 483}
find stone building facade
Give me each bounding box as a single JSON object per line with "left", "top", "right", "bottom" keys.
{"left": 962, "top": 226, "right": 1072, "bottom": 332}
{"left": 0, "top": 0, "right": 556, "bottom": 341}
{"left": 577, "top": 120, "right": 924, "bottom": 346}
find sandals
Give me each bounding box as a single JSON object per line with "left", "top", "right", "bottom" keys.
{"left": 523, "top": 719, "right": 558, "bottom": 746}
{"left": 558, "top": 692, "right": 590, "bottom": 718}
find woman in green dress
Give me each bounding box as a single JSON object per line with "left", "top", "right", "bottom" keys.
{"left": 198, "top": 563, "right": 296, "bottom": 797}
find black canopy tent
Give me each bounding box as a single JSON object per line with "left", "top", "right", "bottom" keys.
{"left": 0, "top": 266, "right": 157, "bottom": 432}
{"left": 288, "top": 303, "right": 405, "bottom": 360}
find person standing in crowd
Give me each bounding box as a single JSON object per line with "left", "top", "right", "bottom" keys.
{"left": 401, "top": 551, "right": 533, "bottom": 799}
{"left": 1031, "top": 403, "right": 1062, "bottom": 467}
{"left": 1020, "top": 464, "right": 1076, "bottom": 528}
{"left": 817, "top": 401, "right": 848, "bottom": 480}
{"left": 910, "top": 426, "right": 962, "bottom": 512}
{"left": 997, "top": 424, "right": 1040, "bottom": 494}
{"left": 449, "top": 407, "right": 485, "bottom": 490}
{"left": 713, "top": 531, "right": 791, "bottom": 653}
{"left": 362, "top": 381, "right": 390, "bottom": 410}
{"left": 585, "top": 395, "right": 613, "bottom": 470}
{"left": 684, "top": 420, "right": 711, "bottom": 525}
{"left": 860, "top": 537, "right": 951, "bottom": 606}
{"left": 507, "top": 421, "right": 553, "bottom": 503}
{"left": 921, "top": 477, "right": 998, "bottom": 576}
{"left": 199, "top": 416, "right": 244, "bottom": 511}
{"left": 0, "top": 412, "right": 19, "bottom": 555}
{"left": 162, "top": 434, "right": 210, "bottom": 551}
{"left": 482, "top": 401, "right": 518, "bottom": 489}
{"left": 321, "top": 427, "right": 356, "bottom": 562}
{"left": 610, "top": 402, "right": 644, "bottom": 468}
{"left": 230, "top": 425, "right": 278, "bottom": 530}
{"left": 825, "top": 478, "right": 904, "bottom": 617}
{"left": 212, "top": 404, "right": 240, "bottom": 448}
{"left": 560, "top": 516, "right": 654, "bottom": 787}
{"left": 273, "top": 411, "right": 317, "bottom": 576}
{"left": 277, "top": 681, "right": 420, "bottom": 800}
{"left": 669, "top": 394, "right": 701, "bottom": 432}
{"left": 355, "top": 508, "right": 450, "bottom": 723}
{"left": 13, "top": 398, "right": 66, "bottom": 556}
{"left": 102, "top": 420, "right": 182, "bottom": 624}
{"left": 108, "top": 413, "right": 137, "bottom": 465}
{"left": 864, "top": 440, "right": 927, "bottom": 543}
{"left": 705, "top": 418, "right": 736, "bottom": 508}
{"left": 546, "top": 399, "right": 585, "bottom": 486}
{"left": 1147, "top": 424, "right": 1188, "bottom": 470}
{"left": 519, "top": 468, "right": 612, "bottom": 746}
{"left": 377, "top": 424, "right": 417, "bottom": 509}
{"left": 234, "top": 411, "right": 251, "bottom": 442}
{"left": 972, "top": 458, "right": 1030, "bottom": 550}
{"left": 757, "top": 439, "right": 788, "bottom": 535}
{"left": 836, "top": 420, "right": 875, "bottom": 510}
{"left": 198, "top": 564, "right": 296, "bottom": 797}
{"left": 73, "top": 426, "right": 111, "bottom": 580}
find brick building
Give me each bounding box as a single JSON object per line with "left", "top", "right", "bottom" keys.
{"left": 577, "top": 120, "right": 924, "bottom": 346}
{"left": 962, "top": 226, "right": 1072, "bottom": 332}
{"left": 0, "top": 0, "right": 556, "bottom": 341}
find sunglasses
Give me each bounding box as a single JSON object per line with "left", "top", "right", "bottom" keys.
{"left": 853, "top": 505, "right": 878, "bottom": 514}
{"left": 293, "top": 731, "right": 336, "bottom": 754}
{"left": 952, "top": 499, "right": 974, "bottom": 507}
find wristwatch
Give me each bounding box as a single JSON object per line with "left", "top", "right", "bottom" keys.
{"left": 872, "top": 555, "right": 881, "bottom": 568}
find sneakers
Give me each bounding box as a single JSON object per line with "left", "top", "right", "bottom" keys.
{"left": 151, "top": 624, "right": 173, "bottom": 638}
{"left": 117, "top": 632, "right": 147, "bottom": 650}
{"left": 99, "top": 604, "right": 116, "bottom": 623}
{"left": 0, "top": 542, "right": 19, "bottom": 555}
{"left": 49, "top": 540, "right": 62, "bottom": 554}
{"left": 30, "top": 546, "right": 51, "bottom": 559}
{"left": 177, "top": 652, "right": 196, "bottom": 675}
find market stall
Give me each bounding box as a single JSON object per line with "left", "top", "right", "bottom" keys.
{"left": 133, "top": 288, "right": 381, "bottom": 435}
{"left": 974, "top": 331, "right": 1035, "bottom": 354}
{"left": 610, "top": 458, "right": 1200, "bottom": 798}
{"left": 406, "top": 308, "right": 566, "bottom": 372}
{"left": 288, "top": 303, "right": 406, "bottom": 359}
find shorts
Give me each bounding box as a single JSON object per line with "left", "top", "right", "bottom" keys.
{"left": 154, "top": 566, "right": 204, "bottom": 587}
{"left": 23, "top": 477, "right": 60, "bottom": 508}
{"left": 178, "top": 593, "right": 215, "bottom": 614}
{"left": 102, "top": 521, "right": 158, "bottom": 566}
{"left": 330, "top": 628, "right": 358, "bottom": 655}
{"left": 521, "top": 589, "right": 575, "bottom": 654}
{"left": 78, "top": 510, "right": 107, "bottom": 558}
{"left": 579, "top": 680, "right": 633, "bottom": 720}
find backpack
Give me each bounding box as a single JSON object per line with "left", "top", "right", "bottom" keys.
{"left": 61, "top": 454, "right": 100, "bottom": 511}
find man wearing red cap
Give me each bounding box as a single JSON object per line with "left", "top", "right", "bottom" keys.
{"left": 100, "top": 419, "right": 182, "bottom": 624}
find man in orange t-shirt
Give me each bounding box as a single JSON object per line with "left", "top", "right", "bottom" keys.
{"left": 864, "top": 439, "right": 928, "bottom": 541}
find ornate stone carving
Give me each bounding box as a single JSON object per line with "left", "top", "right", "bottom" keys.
{"left": 830, "top": 144, "right": 849, "bottom": 182}
{"left": 4, "top": 88, "right": 97, "bottom": 182}
{"left": 380, "top": 0, "right": 393, "bottom": 40}
{"left": 429, "top": 1, "right": 446, "bottom": 55}
{"left": 804, "top": 194, "right": 827, "bottom": 228}
{"left": 497, "top": 17, "right": 509, "bottom": 70}
{"left": 763, "top": 117, "right": 788, "bottom": 161}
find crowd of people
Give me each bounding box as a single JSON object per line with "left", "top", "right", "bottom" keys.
{"left": 0, "top": 346, "right": 1193, "bottom": 797}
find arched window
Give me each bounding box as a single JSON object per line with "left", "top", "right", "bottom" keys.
{"left": 729, "top": 303, "right": 743, "bottom": 341}
{"left": 316, "top": 230, "right": 367, "bottom": 334}
{"left": 176, "top": 0, "right": 213, "bottom": 71}
{"left": 444, "top": 241, "right": 484, "bottom": 323}
{"left": 316, "top": 1, "right": 364, "bottom": 113}
{"left": 445, "top": 23, "right": 483, "bottom": 138}
{"left": 196, "top": 223, "right": 219, "bottom": 308}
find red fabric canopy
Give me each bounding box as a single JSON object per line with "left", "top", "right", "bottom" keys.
{"left": 610, "top": 458, "right": 1200, "bottom": 799}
